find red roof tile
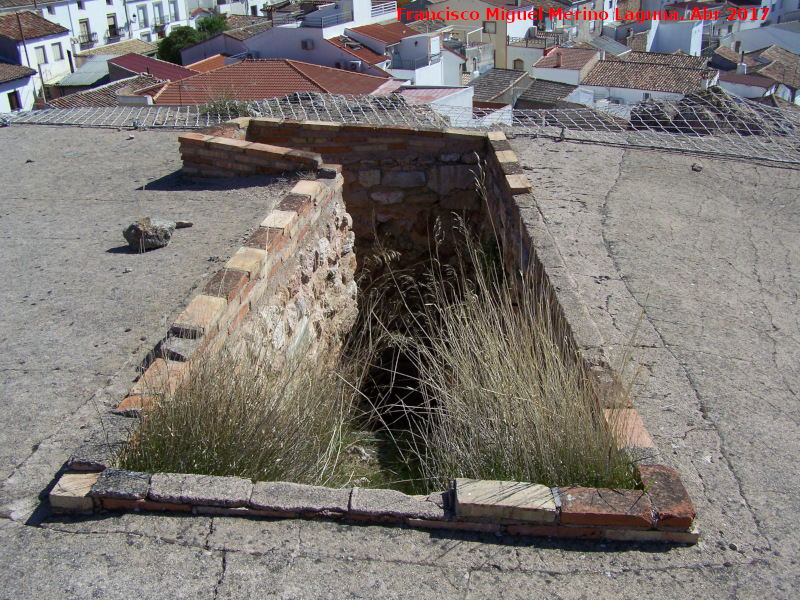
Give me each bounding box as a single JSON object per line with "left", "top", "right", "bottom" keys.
{"left": 583, "top": 61, "right": 717, "bottom": 94}
{"left": 0, "top": 10, "right": 68, "bottom": 42}
{"left": 144, "top": 59, "right": 392, "bottom": 105}
{"left": 47, "top": 74, "right": 164, "bottom": 108}
{"left": 349, "top": 22, "right": 423, "bottom": 46}
{"left": 326, "top": 36, "right": 387, "bottom": 65}
{"left": 108, "top": 53, "right": 198, "bottom": 82}
{"left": 0, "top": 59, "right": 35, "bottom": 84}
{"left": 186, "top": 54, "right": 229, "bottom": 74}
{"left": 534, "top": 48, "right": 599, "bottom": 70}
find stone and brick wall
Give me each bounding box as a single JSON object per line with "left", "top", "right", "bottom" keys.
{"left": 52, "top": 119, "right": 697, "bottom": 544}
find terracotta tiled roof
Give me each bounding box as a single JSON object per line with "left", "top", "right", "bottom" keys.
{"left": 186, "top": 54, "right": 229, "bottom": 73}
{"left": 108, "top": 53, "right": 198, "bottom": 82}
{"left": 518, "top": 79, "right": 577, "bottom": 103}
{"left": 47, "top": 74, "right": 164, "bottom": 109}
{"left": 0, "top": 0, "right": 55, "bottom": 7}
{"left": 479, "top": 0, "right": 565, "bottom": 9}
{"left": 349, "top": 22, "right": 423, "bottom": 46}
{"left": 583, "top": 61, "right": 717, "bottom": 94}
{"left": 0, "top": 10, "right": 67, "bottom": 42}
{"left": 534, "top": 48, "right": 599, "bottom": 70}
{"left": 75, "top": 38, "right": 157, "bottom": 58}
{"left": 751, "top": 93, "right": 800, "bottom": 114}
{"left": 0, "top": 59, "right": 35, "bottom": 84}
{"left": 143, "top": 59, "right": 393, "bottom": 105}
{"left": 224, "top": 20, "right": 273, "bottom": 41}
{"left": 225, "top": 14, "right": 272, "bottom": 29}
{"left": 626, "top": 31, "right": 649, "bottom": 52}
{"left": 753, "top": 45, "right": 800, "bottom": 90}
{"left": 615, "top": 51, "right": 709, "bottom": 69}
{"left": 468, "top": 68, "right": 529, "bottom": 101}
{"left": 326, "top": 36, "right": 388, "bottom": 65}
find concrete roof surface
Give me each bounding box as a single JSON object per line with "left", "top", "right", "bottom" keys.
{"left": 0, "top": 125, "right": 798, "bottom": 598}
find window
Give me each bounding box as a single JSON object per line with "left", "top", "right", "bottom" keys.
{"left": 79, "top": 18, "right": 92, "bottom": 43}
{"left": 483, "top": 21, "right": 496, "bottom": 34}
{"left": 141, "top": 32, "right": 151, "bottom": 42}
{"left": 169, "top": 1, "right": 178, "bottom": 20}
{"left": 513, "top": 58, "right": 524, "bottom": 70}
{"left": 107, "top": 0, "right": 113, "bottom": 4}
{"left": 643, "top": 92, "right": 652, "bottom": 100}
{"left": 47, "top": 5, "right": 55, "bottom": 15}
{"left": 251, "top": 5, "right": 258, "bottom": 15}
{"left": 7, "top": 90, "right": 21, "bottom": 111}
{"left": 590, "top": 21, "right": 595, "bottom": 32}
{"left": 35, "top": 45, "right": 47, "bottom": 64}
{"left": 77, "top": 0, "right": 84, "bottom": 8}
{"left": 107, "top": 14, "right": 119, "bottom": 37}
{"left": 137, "top": 5, "right": 149, "bottom": 27}
{"left": 51, "top": 42, "right": 63, "bottom": 61}
{"left": 153, "top": 2, "right": 164, "bottom": 25}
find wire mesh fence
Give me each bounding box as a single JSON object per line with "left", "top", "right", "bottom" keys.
{"left": 3, "top": 88, "right": 800, "bottom": 166}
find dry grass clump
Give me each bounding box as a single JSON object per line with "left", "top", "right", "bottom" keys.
{"left": 357, "top": 234, "right": 639, "bottom": 493}
{"left": 119, "top": 338, "right": 366, "bottom": 486}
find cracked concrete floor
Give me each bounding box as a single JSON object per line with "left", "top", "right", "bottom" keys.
{"left": 0, "top": 126, "right": 797, "bottom": 598}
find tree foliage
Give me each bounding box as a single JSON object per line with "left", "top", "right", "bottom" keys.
{"left": 197, "top": 15, "right": 229, "bottom": 37}
{"left": 157, "top": 26, "right": 203, "bottom": 64}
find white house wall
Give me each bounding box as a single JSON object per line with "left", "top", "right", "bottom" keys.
{"left": 0, "top": 75, "right": 36, "bottom": 111}
{"left": 506, "top": 45, "right": 544, "bottom": 74}
{"left": 717, "top": 80, "right": 773, "bottom": 98}
{"left": 180, "top": 32, "right": 246, "bottom": 64}
{"left": 652, "top": 19, "right": 702, "bottom": 56}
{"left": 389, "top": 60, "right": 443, "bottom": 85}
{"left": 582, "top": 84, "right": 684, "bottom": 104}
{"left": 441, "top": 49, "right": 465, "bottom": 86}
{"left": 531, "top": 66, "right": 581, "bottom": 85}
{"left": 23, "top": 32, "right": 72, "bottom": 84}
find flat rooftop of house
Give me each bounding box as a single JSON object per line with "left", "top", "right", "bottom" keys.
{"left": 0, "top": 58, "right": 34, "bottom": 84}
{"left": 47, "top": 74, "right": 163, "bottom": 109}
{"left": 614, "top": 51, "right": 709, "bottom": 69}
{"left": 508, "top": 37, "right": 547, "bottom": 48}
{"left": 582, "top": 61, "right": 716, "bottom": 94}
{"left": 534, "top": 48, "right": 599, "bottom": 70}
{"left": 405, "top": 19, "right": 449, "bottom": 33}
{"left": 348, "top": 22, "right": 424, "bottom": 45}
{"left": 57, "top": 55, "right": 113, "bottom": 88}
{"left": 468, "top": 67, "right": 529, "bottom": 102}
{"left": 108, "top": 53, "right": 198, "bottom": 82}
{"left": 717, "top": 71, "right": 776, "bottom": 87}
{"left": 139, "top": 59, "right": 395, "bottom": 105}
{"left": 0, "top": 114, "right": 797, "bottom": 597}
{"left": 74, "top": 38, "right": 157, "bottom": 58}
{"left": 517, "top": 78, "right": 578, "bottom": 103}
{"left": 0, "top": 9, "right": 67, "bottom": 41}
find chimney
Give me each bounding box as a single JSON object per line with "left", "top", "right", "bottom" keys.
{"left": 734, "top": 40, "right": 742, "bottom": 53}
{"left": 737, "top": 62, "right": 747, "bottom": 74}
{"left": 556, "top": 51, "right": 563, "bottom": 68}
{"left": 701, "top": 71, "right": 710, "bottom": 90}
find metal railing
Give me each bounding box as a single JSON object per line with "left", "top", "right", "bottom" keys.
{"left": 391, "top": 53, "right": 441, "bottom": 70}
{"left": 153, "top": 15, "right": 169, "bottom": 27}
{"left": 370, "top": 1, "right": 396, "bottom": 18}
{"left": 78, "top": 32, "right": 98, "bottom": 45}
{"left": 301, "top": 11, "right": 353, "bottom": 27}
{"left": 4, "top": 90, "right": 799, "bottom": 166}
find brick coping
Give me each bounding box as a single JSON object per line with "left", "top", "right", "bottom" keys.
{"left": 52, "top": 121, "right": 697, "bottom": 544}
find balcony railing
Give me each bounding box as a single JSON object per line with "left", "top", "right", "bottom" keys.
{"left": 371, "top": 1, "right": 396, "bottom": 18}
{"left": 391, "top": 53, "right": 441, "bottom": 70}
{"left": 78, "top": 32, "right": 98, "bottom": 45}
{"left": 153, "top": 15, "right": 169, "bottom": 27}
{"left": 300, "top": 11, "right": 352, "bottom": 27}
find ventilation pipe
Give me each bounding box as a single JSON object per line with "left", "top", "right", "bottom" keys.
{"left": 556, "top": 51, "right": 563, "bottom": 68}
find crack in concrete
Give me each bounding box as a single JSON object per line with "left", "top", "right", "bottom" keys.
{"left": 599, "top": 150, "right": 769, "bottom": 553}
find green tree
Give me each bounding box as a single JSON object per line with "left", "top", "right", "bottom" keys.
{"left": 196, "top": 15, "right": 229, "bottom": 37}
{"left": 157, "top": 26, "right": 203, "bottom": 64}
